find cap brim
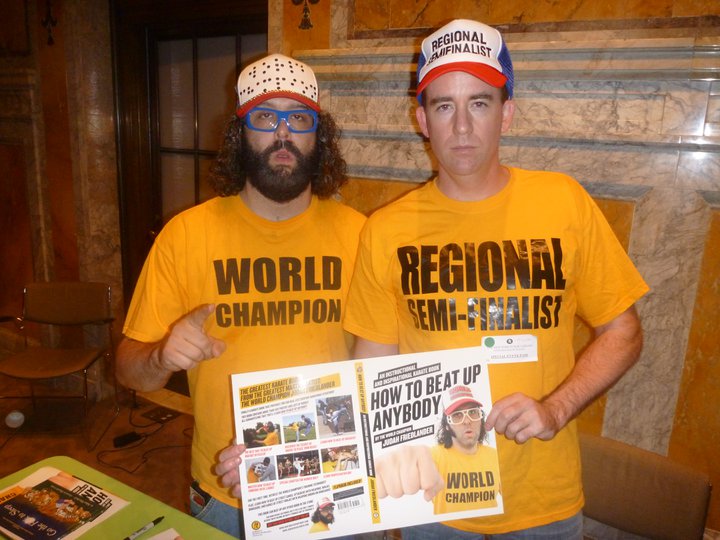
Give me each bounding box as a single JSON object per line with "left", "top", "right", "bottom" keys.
{"left": 445, "top": 398, "right": 482, "bottom": 415}
{"left": 417, "top": 61, "right": 507, "bottom": 98}
{"left": 237, "top": 91, "right": 321, "bottom": 117}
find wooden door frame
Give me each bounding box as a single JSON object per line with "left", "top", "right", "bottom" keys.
{"left": 111, "top": 0, "right": 267, "bottom": 307}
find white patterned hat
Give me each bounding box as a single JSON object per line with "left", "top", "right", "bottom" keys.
{"left": 236, "top": 53, "right": 319, "bottom": 117}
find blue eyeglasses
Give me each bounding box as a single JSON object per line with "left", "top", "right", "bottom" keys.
{"left": 245, "top": 107, "right": 318, "bottom": 133}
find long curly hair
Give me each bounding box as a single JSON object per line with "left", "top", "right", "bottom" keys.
{"left": 437, "top": 411, "right": 487, "bottom": 449}
{"left": 209, "top": 111, "right": 348, "bottom": 198}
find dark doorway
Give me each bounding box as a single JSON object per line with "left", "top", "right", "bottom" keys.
{"left": 112, "top": 0, "right": 268, "bottom": 307}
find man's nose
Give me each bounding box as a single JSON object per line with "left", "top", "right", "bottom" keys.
{"left": 454, "top": 109, "right": 472, "bottom": 135}
{"left": 274, "top": 118, "right": 291, "bottom": 139}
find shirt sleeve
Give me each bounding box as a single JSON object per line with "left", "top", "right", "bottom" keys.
{"left": 122, "top": 218, "right": 192, "bottom": 342}
{"left": 572, "top": 186, "right": 649, "bottom": 327}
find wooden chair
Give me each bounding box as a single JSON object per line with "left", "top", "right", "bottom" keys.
{"left": 580, "top": 431, "right": 712, "bottom": 540}
{"left": 0, "top": 281, "right": 119, "bottom": 450}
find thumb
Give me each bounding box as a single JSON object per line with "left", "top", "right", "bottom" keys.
{"left": 211, "top": 337, "right": 227, "bottom": 358}
{"left": 186, "top": 303, "right": 215, "bottom": 329}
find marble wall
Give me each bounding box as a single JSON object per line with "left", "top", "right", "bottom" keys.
{"left": 0, "top": 0, "right": 122, "bottom": 398}
{"left": 351, "top": 0, "right": 716, "bottom": 36}
{"left": 280, "top": 0, "right": 720, "bottom": 528}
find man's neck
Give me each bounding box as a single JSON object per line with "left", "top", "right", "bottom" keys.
{"left": 436, "top": 163, "right": 509, "bottom": 202}
{"left": 453, "top": 441, "right": 480, "bottom": 455}
{"left": 240, "top": 183, "right": 313, "bottom": 221}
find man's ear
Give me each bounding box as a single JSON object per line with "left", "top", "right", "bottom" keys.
{"left": 416, "top": 106, "right": 430, "bottom": 138}
{"left": 501, "top": 99, "right": 515, "bottom": 133}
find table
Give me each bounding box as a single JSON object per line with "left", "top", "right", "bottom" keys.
{"left": 0, "top": 456, "right": 234, "bottom": 539}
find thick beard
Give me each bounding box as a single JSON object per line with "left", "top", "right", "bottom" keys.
{"left": 241, "top": 133, "right": 320, "bottom": 203}
{"left": 318, "top": 511, "right": 334, "bottom": 525}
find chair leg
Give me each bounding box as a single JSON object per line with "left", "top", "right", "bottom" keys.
{"left": 83, "top": 368, "right": 121, "bottom": 452}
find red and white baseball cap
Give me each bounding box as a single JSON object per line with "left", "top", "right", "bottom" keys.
{"left": 416, "top": 19, "right": 514, "bottom": 103}
{"left": 318, "top": 496, "right": 335, "bottom": 509}
{"left": 442, "top": 385, "right": 482, "bottom": 415}
{"left": 236, "top": 53, "right": 320, "bottom": 117}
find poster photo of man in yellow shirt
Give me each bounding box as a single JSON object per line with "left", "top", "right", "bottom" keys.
{"left": 375, "top": 384, "right": 501, "bottom": 515}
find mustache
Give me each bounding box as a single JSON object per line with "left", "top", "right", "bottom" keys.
{"left": 262, "top": 140, "right": 303, "bottom": 160}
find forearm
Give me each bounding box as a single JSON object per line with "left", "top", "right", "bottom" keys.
{"left": 116, "top": 336, "right": 173, "bottom": 392}
{"left": 543, "top": 306, "right": 643, "bottom": 430}
{"left": 352, "top": 337, "right": 399, "bottom": 359}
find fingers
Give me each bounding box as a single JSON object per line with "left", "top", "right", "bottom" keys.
{"left": 186, "top": 303, "right": 216, "bottom": 329}
{"left": 159, "top": 304, "right": 226, "bottom": 372}
{"left": 375, "top": 446, "right": 443, "bottom": 501}
{"left": 486, "top": 393, "right": 558, "bottom": 443}
{"left": 376, "top": 470, "right": 389, "bottom": 499}
{"left": 215, "top": 443, "right": 247, "bottom": 495}
{"left": 417, "top": 457, "right": 444, "bottom": 501}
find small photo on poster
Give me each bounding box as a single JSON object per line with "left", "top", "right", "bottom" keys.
{"left": 321, "top": 445, "right": 359, "bottom": 474}
{"left": 315, "top": 395, "right": 355, "bottom": 439}
{"left": 243, "top": 420, "right": 281, "bottom": 447}
{"left": 281, "top": 412, "right": 317, "bottom": 444}
{"left": 276, "top": 450, "right": 321, "bottom": 480}
{"left": 245, "top": 456, "right": 277, "bottom": 484}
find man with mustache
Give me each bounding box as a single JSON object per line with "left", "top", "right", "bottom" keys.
{"left": 117, "top": 53, "right": 365, "bottom": 537}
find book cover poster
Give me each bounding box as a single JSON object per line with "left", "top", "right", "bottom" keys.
{"left": 232, "top": 336, "right": 537, "bottom": 538}
{"left": 0, "top": 467, "right": 129, "bottom": 539}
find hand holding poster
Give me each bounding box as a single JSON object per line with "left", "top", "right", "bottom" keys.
{"left": 231, "top": 335, "right": 537, "bottom": 538}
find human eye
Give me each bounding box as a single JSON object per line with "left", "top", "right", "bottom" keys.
{"left": 290, "top": 111, "right": 311, "bottom": 125}
{"left": 470, "top": 99, "right": 489, "bottom": 110}
{"left": 249, "top": 109, "right": 277, "bottom": 128}
{"left": 288, "top": 110, "right": 316, "bottom": 131}
{"left": 258, "top": 110, "right": 276, "bottom": 121}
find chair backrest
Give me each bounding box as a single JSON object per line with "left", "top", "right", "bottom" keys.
{"left": 580, "top": 431, "right": 712, "bottom": 540}
{"left": 23, "top": 282, "right": 112, "bottom": 325}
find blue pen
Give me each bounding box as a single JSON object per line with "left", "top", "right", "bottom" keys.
{"left": 123, "top": 516, "right": 164, "bottom": 540}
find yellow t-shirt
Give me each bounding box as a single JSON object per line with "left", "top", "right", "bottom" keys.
{"left": 309, "top": 521, "right": 330, "bottom": 533}
{"left": 345, "top": 168, "right": 649, "bottom": 533}
{"left": 123, "top": 195, "right": 365, "bottom": 507}
{"left": 263, "top": 430, "right": 279, "bottom": 446}
{"left": 430, "top": 444, "right": 501, "bottom": 515}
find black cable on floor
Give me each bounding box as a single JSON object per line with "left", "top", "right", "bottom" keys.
{"left": 95, "top": 404, "right": 190, "bottom": 475}
{"left": 96, "top": 440, "right": 191, "bottom": 474}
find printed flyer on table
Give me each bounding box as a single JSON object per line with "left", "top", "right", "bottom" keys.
{"left": 231, "top": 335, "right": 537, "bottom": 538}
{"left": 0, "top": 467, "right": 128, "bottom": 540}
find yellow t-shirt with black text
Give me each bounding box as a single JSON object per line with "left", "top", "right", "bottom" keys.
{"left": 430, "top": 444, "right": 501, "bottom": 515}
{"left": 123, "top": 195, "right": 365, "bottom": 507}
{"left": 345, "top": 168, "right": 649, "bottom": 533}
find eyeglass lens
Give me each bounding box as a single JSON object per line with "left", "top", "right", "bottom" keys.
{"left": 448, "top": 407, "right": 483, "bottom": 424}
{"left": 246, "top": 108, "right": 317, "bottom": 133}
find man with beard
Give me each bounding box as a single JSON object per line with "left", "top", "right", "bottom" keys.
{"left": 117, "top": 53, "right": 365, "bottom": 537}
{"left": 374, "top": 385, "right": 501, "bottom": 516}
{"left": 309, "top": 498, "right": 336, "bottom": 533}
